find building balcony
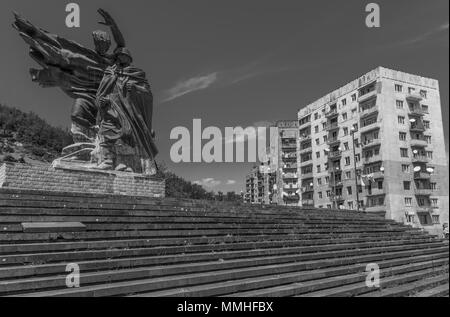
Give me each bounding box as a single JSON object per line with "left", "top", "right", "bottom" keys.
{"left": 415, "top": 188, "right": 432, "bottom": 196}
{"left": 299, "top": 135, "right": 311, "bottom": 143}
{"left": 359, "top": 123, "right": 380, "bottom": 135}
{"left": 284, "top": 183, "right": 299, "bottom": 190}
{"left": 414, "top": 172, "right": 431, "bottom": 180}
{"left": 412, "top": 155, "right": 430, "bottom": 163}
{"left": 358, "top": 89, "right": 377, "bottom": 103}
{"left": 363, "top": 155, "right": 383, "bottom": 164}
{"left": 300, "top": 159, "right": 313, "bottom": 166}
{"left": 329, "top": 181, "right": 343, "bottom": 188}
{"left": 325, "top": 108, "right": 338, "bottom": 118}
{"left": 301, "top": 172, "right": 314, "bottom": 179}
{"left": 282, "top": 143, "right": 297, "bottom": 150}
{"left": 410, "top": 123, "right": 426, "bottom": 132}
{"left": 283, "top": 173, "right": 298, "bottom": 179}
{"left": 298, "top": 120, "right": 311, "bottom": 128}
{"left": 406, "top": 93, "right": 423, "bottom": 103}
{"left": 302, "top": 199, "right": 315, "bottom": 207}
{"left": 360, "top": 104, "right": 379, "bottom": 119}
{"left": 328, "top": 150, "right": 342, "bottom": 160}
{"left": 410, "top": 139, "right": 428, "bottom": 148}
{"left": 302, "top": 186, "right": 314, "bottom": 193}
{"left": 361, "top": 139, "right": 381, "bottom": 149}
{"left": 325, "top": 123, "right": 339, "bottom": 132}
{"left": 416, "top": 206, "right": 433, "bottom": 213}
{"left": 299, "top": 146, "right": 312, "bottom": 154}
{"left": 326, "top": 137, "right": 340, "bottom": 146}
{"left": 370, "top": 171, "right": 385, "bottom": 179}
{"left": 409, "top": 107, "right": 425, "bottom": 117}
{"left": 366, "top": 188, "right": 386, "bottom": 196}
{"left": 283, "top": 163, "right": 298, "bottom": 170}
{"left": 284, "top": 194, "right": 300, "bottom": 201}
{"left": 282, "top": 153, "right": 297, "bottom": 161}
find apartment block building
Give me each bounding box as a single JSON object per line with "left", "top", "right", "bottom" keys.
{"left": 244, "top": 120, "right": 299, "bottom": 205}
{"left": 274, "top": 120, "right": 300, "bottom": 206}
{"left": 244, "top": 163, "right": 277, "bottom": 205}
{"left": 297, "top": 66, "right": 449, "bottom": 235}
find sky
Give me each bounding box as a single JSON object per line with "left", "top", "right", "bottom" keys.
{"left": 0, "top": 0, "right": 448, "bottom": 193}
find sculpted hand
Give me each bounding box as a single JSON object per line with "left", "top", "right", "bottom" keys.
{"left": 97, "top": 9, "right": 115, "bottom": 26}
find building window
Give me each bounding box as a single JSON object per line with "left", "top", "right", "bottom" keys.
{"left": 404, "top": 197, "right": 413, "bottom": 206}
{"left": 403, "top": 181, "right": 411, "bottom": 190}
{"left": 315, "top": 138, "right": 320, "bottom": 145}
{"left": 408, "top": 87, "right": 415, "bottom": 94}
{"left": 314, "top": 113, "right": 319, "bottom": 120}
{"left": 323, "top": 135, "right": 328, "bottom": 143}
{"left": 343, "top": 127, "right": 348, "bottom": 136}
{"left": 322, "top": 122, "right": 327, "bottom": 130}
{"left": 425, "top": 135, "right": 431, "bottom": 144}
{"left": 347, "top": 186, "right": 352, "bottom": 195}
{"left": 395, "top": 84, "right": 403, "bottom": 92}
{"left": 326, "top": 190, "right": 331, "bottom": 197}
{"left": 399, "top": 132, "right": 407, "bottom": 141}
{"left": 426, "top": 151, "right": 433, "bottom": 159}
{"left": 345, "top": 157, "right": 351, "bottom": 166}
{"left": 317, "top": 165, "right": 321, "bottom": 173}
{"left": 377, "top": 180, "right": 383, "bottom": 190}
{"left": 348, "top": 201, "right": 354, "bottom": 209}
{"left": 355, "top": 154, "right": 360, "bottom": 163}
{"left": 422, "top": 105, "right": 429, "bottom": 113}
{"left": 325, "top": 176, "right": 330, "bottom": 184}
{"left": 353, "top": 123, "right": 358, "bottom": 131}
{"left": 430, "top": 183, "right": 437, "bottom": 190}
{"left": 400, "top": 148, "right": 409, "bottom": 158}
{"left": 345, "top": 171, "right": 352, "bottom": 179}
{"left": 432, "top": 215, "right": 440, "bottom": 224}
{"left": 398, "top": 116, "right": 405, "bottom": 124}
{"left": 317, "top": 178, "right": 322, "bottom": 186}
{"left": 431, "top": 199, "right": 438, "bottom": 207}
{"left": 342, "top": 112, "right": 348, "bottom": 120}
{"left": 420, "top": 90, "right": 427, "bottom": 99}
{"left": 343, "top": 142, "right": 349, "bottom": 151}
{"left": 318, "top": 192, "right": 323, "bottom": 199}
{"left": 402, "top": 164, "right": 410, "bottom": 173}
{"left": 315, "top": 125, "right": 319, "bottom": 133}
{"left": 423, "top": 121, "right": 430, "bottom": 129}
{"left": 396, "top": 100, "right": 404, "bottom": 109}
{"left": 352, "top": 94, "right": 357, "bottom": 102}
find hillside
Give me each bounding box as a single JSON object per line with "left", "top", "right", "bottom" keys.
{"left": 0, "top": 103, "right": 72, "bottom": 164}
{"left": 0, "top": 103, "right": 240, "bottom": 201}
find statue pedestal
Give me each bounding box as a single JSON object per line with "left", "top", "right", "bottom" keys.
{"left": 0, "top": 163, "right": 165, "bottom": 198}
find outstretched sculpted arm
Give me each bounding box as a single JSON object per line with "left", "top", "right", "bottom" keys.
{"left": 97, "top": 9, "right": 126, "bottom": 49}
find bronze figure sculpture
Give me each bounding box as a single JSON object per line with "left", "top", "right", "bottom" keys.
{"left": 12, "top": 9, "right": 158, "bottom": 174}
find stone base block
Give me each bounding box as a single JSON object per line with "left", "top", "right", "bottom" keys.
{"left": 0, "top": 163, "right": 165, "bottom": 198}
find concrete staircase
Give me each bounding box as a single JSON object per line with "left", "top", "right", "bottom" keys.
{"left": 0, "top": 188, "right": 448, "bottom": 297}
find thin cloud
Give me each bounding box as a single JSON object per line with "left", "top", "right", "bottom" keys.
{"left": 226, "top": 180, "right": 237, "bottom": 185}
{"left": 223, "top": 121, "right": 274, "bottom": 145}
{"left": 161, "top": 72, "right": 218, "bottom": 102}
{"left": 400, "top": 22, "right": 449, "bottom": 46}
{"left": 193, "top": 178, "right": 221, "bottom": 188}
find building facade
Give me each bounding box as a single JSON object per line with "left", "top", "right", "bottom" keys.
{"left": 297, "top": 66, "right": 449, "bottom": 235}
{"left": 244, "top": 120, "right": 299, "bottom": 205}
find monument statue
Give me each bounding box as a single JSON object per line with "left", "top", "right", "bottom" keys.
{"left": 12, "top": 9, "right": 158, "bottom": 174}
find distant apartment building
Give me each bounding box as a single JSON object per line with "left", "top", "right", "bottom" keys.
{"left": 297, "top": 66, "right": 449, "bottom": 236}
{"left": 244, "top": 120, "right": 299, "bottom": 205}
{"left": 244, "top": 164, "right": 277, "bottom": 205}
